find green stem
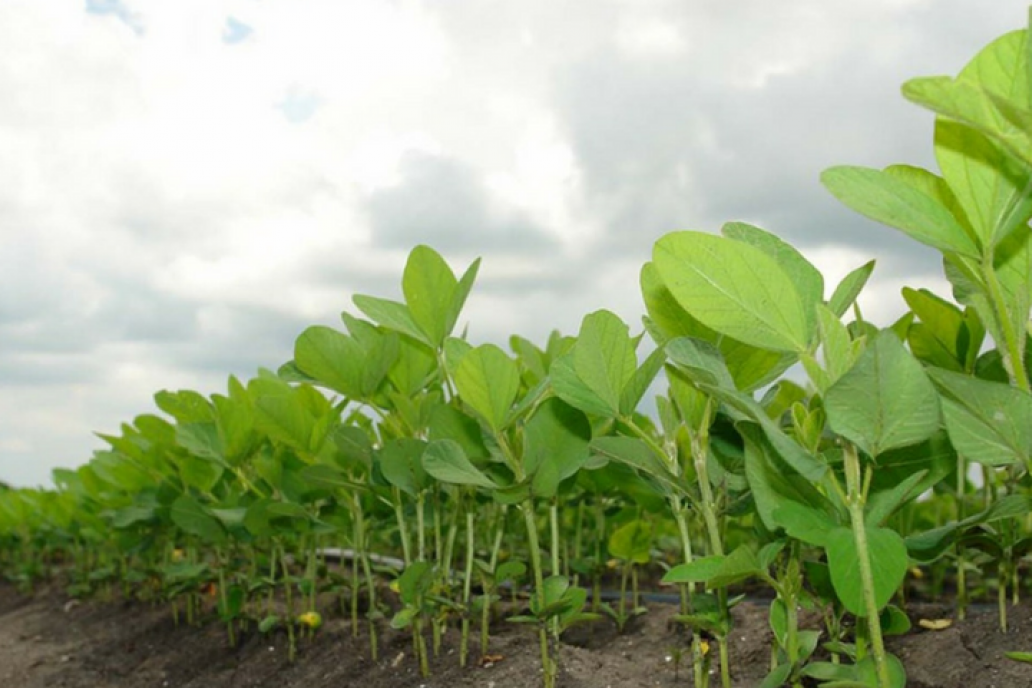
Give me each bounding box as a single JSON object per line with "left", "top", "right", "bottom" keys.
{"left": 843, "top": 444, "right": 891, "bottom": 688}
{"left": 522, "top": 501, "right": 555, "bottom": 688}
{"left": 461, "top": 510, "right": 475, "bottom": 668}
{"left": 983, "top": 252, "right": 1030, "bottom": 391}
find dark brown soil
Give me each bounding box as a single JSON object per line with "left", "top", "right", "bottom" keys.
{"left": 1, "top": 583, "right": 1031, "bottom": 688}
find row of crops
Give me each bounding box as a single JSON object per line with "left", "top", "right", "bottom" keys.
{"left": 3, "top": 13, "right": 1032, "bottom": 688}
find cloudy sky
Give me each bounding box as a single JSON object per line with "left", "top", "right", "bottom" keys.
{"left": 1, "top": 1, "right": 1028, "bottom": 487}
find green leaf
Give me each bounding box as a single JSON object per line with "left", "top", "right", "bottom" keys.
{"left": 402, "top": 245, "right": 459, "bottom": 347}
{"left": 924, "top": 28, "right": 1032, "bottom": 248}
{"left": 428, "top": 403, "right": 489, "bottom": 462}
{"left": 821, "top": 165, "right": 980, "bottom": 258}
{"left": 880, "top": 604, "right": 912, "bottom": 636}
{"left": 352, "top": 294, "right": 431, "bottom": 347}
{"left": 422, "top": 439, "right": 498, "bottom": 489}
{"left": 741, "top": 424, "right": 834, "bottom": 534}
{"left": 665, "top": 337, "right": 735, "bottom": 389}
{"left": 829, "top": 260, "right": 876, "bottom": 318}
{"left": 772, "top": 501, "right": 838, "bottom": 547}
{"left": 571, "top": 310, "right": 637, "bottom": 417}
{"left": 825, "top": 330, "right": 940, "bottom": 457}
{"left": 864, "top": 469, "right": 928, "bottom": 528}
{"left": 654, "top": 231, "right": 812, "bottom": 352}
{"left": 816, "top": 303, "right": 853, "bottom": 387}
{"left": 722, "top": 221, "right": 824, "bottom": 336}
{"left": 826, "top": 526, "right": 908, "bottom": 617}
{"left": 589, "top": 436, "right": 678, "bottom": 495}
{"left": 662, "top": 555, "right": 726, "bottom": 585}
{"left": 1005, "top": 651, "right": 1032, "bottom": 664}
{"left": 549, "top": 352, "right": 614, "bottom": 418}
{"left": 759, "top": 664, "right": 794, "bottom": 688}
{"left": 446, "top": 257, "right": 481, "bottom": 340}
{"left": 524, "top": 398, "right": 591, "bottom": 498}
{"left": 170, "top": 495, "right": 226, "bottom": 544}
{"left": 294, "top": 326, "right": 363, "bottom": 398}
{"left": 608, "top": 519, "right": 653, "bottom": 564}
{"left": 377, "top": 438, "right": 429, "bottom": 496}
{"left": 619, "top": 346, "right": 666, "bottom": 417}
{"left": 176, "top": 422, "right": 225, "bottom": 463}
{"left": 453, "top": 344, "right": 520, "bottom": 433}
{"left": 907, "top": 493, "right": 1032, "bottom": 562}
{"left": 902, "top": 288, "right": 966, "bottom": 371}
{"left": 928, "top": 367, "right": 1032, "bottom": 467}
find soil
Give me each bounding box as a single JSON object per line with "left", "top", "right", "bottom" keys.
{"left": 1, "top": 583, "right": 1031, "bottom": 688}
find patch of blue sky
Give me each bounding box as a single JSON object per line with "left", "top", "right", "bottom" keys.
{"left": 223, "top": 16, "right": 253, "bottom": 44}
{"left": 85, "top": 0, "right": 143, "bottom": 34}
{"left": 277, "top": 86, "right": 322, "bottom": 124}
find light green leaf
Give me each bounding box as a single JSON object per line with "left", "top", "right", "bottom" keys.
{"left": 572, "top": 310, "right": 637, "bottom": 417}
{"left": 654, "top": 231, "right": 811, "bottom": 352}
{"left": 352, "top": 294, "right": 431, "bottom": 347}
{"left": 772, "top": 501, "right": 838, "bottom": 547}
{"left": 589, "top": 436, "right": 679, "bottom": 495}
{"left": 662, "top": 555, "right": 725, "bottom": 585}
{"left": 825, "top": 330, "right": 940, "bottom": 457}
{"left": 550, "top": 352, "right": 615, "bottom": 418}
{"left": 402, "top": 245, "right": 459, "bottom": 347}
{"left": 608, "top": 519, "right": 653, "bottom": 564}
{"left": 377, "top": 438, "right": 429, "bottom": 496}
{"left": 453, "top": 344, "right": 520, "bottom": 433}
{"left": 722, "top": 221, "right": 824, "bottom": 336}
{"left": 827, "top": 526, "right": 908, "bottom": 616}
{"left": 829, "top": 260, "right": 876, "bottom": 318}
{"left": 422, "top": 439, "right": 498, "bottom": 489}
{"left": 927, "top": 367, "right": 1032, "bottom": 466}
{"left": 524, "top": 398, "right": 591, "bottom": 498}
{"left": 294, "top": 326, "right": 364, "bottom": 398}
{"left": 821, "top": 165, "right": 980, "bottom": 258}
{"left": 619, "top": 346, "right": 666, "bottom": 417}
{"left": 446, "top": 257, "right": 481, "bottom": 340}
{"left": 924, "top": 28, "right": 1032, "bottom": 250}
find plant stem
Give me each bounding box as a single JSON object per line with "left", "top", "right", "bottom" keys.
{"left": 521, "top": 501, "right": 555, "bottom": 688}
{"left": 982, "top": 252, "right": 1030, "bottom": 391}
{"left": 843, "top": 444, "right": 890, "bottom": 688}
{"left": 461, "top": 509, "right": 474, "bottom": 668}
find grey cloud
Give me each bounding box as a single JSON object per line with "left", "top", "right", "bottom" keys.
{"left": 365, "top": 152, "right": 558, "bottom": 254}
{"left": 547, "top": 0, "right": 1028, "bottom": 270}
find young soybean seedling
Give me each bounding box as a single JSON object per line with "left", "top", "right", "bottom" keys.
{"left": 601, "top": 518, "right": 652, "bottom": 633}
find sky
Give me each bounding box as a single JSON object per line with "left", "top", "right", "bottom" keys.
{"left": 1, "top": 0, "right": 1028, "bottom": 487}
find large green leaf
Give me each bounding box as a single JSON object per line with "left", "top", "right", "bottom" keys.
{"left": 352, "top": 294, "right": 430, "bottom": 347}
{"left": 927, "top": 367, "right": 1032, "bottom": 466}
{"left": 825, "top": 330, "right": 941, "bottom": 457}
{"left": 572, "top": 310, "right": 637, "bottom": 417}
{"left": 654, "top": 231, "right": 811, "bottom": 352}
{"left": 741, "top": 424, "right": 834, "bottom": 532}
{"left": 377, "top": 438, "right": 429, "bottom": 496}
{"left": 826, "top": 526, "right": 908, "bottom": 617}
{"left": 422, "top": 439, "right": 497, "bottom": 489}
{"left": 453, "top": 344, "right": 520, "bottom": 434}
{"left": 722, "top": 221, "right": 824, "bottom": 336}
{"left": 402, "top": 245, "right": 459, "bottom": 348}
{"left": 170, "top": 495, "right": 226, "bottom": 544}
{"left": 922, "top": 28, "right": 1032, "bottom": 250}
{"left": 524, "top": 398, "right": 591, "bottom": 498}
{"left": 821, "top": 165, "right": 980, "bottom": 258}
{"left": 294, "top": 326, "right": 364, "bottom": 398}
